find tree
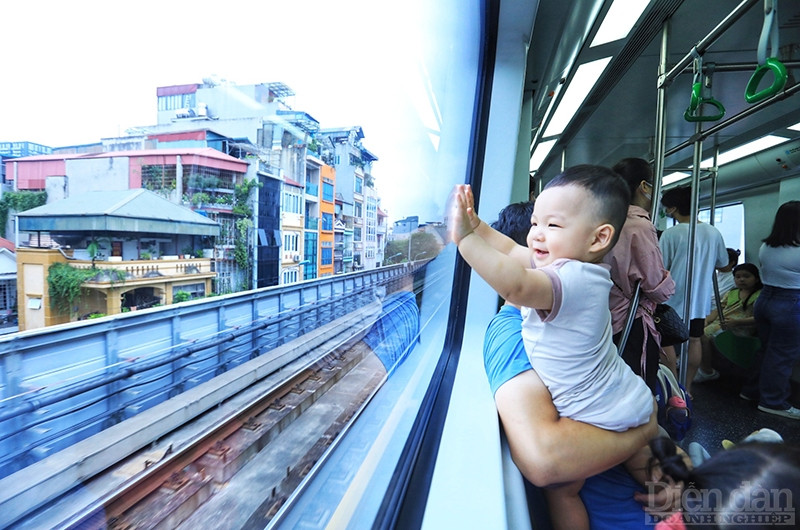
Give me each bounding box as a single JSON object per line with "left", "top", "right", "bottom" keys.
{"left": 384, "top": 231, "right": 441, "bottom": 263}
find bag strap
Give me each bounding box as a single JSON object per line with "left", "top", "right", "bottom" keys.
{"left": 658, "top": 364, "right": 686, "bottom": 400}
{"left": 617, "top": 279, "right": 642, "bottom": 355}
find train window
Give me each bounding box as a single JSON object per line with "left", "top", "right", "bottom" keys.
{"left": 662, "top": 203, "right": 745, "bottom": 258}
{"left": 0, "top": 0, "right": 482, "bottom": 528}
{"left": 699, "top": 203, "right": 745, "bottom": 258}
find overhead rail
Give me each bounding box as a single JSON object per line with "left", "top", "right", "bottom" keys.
{"left": 665, "top": 81, "right": 800, "bottom": 159}
{"left": 651, "top": 0, "right": 786, "bottom": 387}
{"left": 659, "top": 0, "right": 760, "bottom": 88}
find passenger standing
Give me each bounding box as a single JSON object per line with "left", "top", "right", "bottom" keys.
{"left": 659, "top": 186, "right": 727, "bottom": 395}
{"left": 604, "top": 158, "right": 675, "bottom": 393}
{"left": 740, "top": 201, "right": 800, "bottom": 419}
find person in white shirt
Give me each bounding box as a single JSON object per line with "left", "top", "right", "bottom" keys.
{"left": 659, "top": 186, "right": 727, "bottom": 395}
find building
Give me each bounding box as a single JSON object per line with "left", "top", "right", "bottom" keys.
{"left": 0, "top": 238, "right": 16, "bottom": 325}
{"left": 0, "top": 141, "right": 52, "bottom": 189}
{"left": 146, "top": 82, "right": 381, "bottom": 283}
{"left": 15, "top": 189, "right": 219, "bottom": 331}
{"left": 318, "top": 127, "right": 378, "bottom": 271}
{"left": 6, "top": 147, "right": 249, "bottom": 294}
{"left": 147, "top": 80, "right": 335, "bottom": 287}
{"left": 5, "top": 78, "right": 385, "bottom": 325}
{"left": 376, "top": 207, "right": 388, "bottom": 266}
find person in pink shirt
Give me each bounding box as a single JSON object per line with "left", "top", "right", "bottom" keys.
{"left": 604, "top": 158, "right": 675, "bottom": 392}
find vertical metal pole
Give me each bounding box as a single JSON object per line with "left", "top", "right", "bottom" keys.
{"left": 678, "top": 118, "right": 703, "bottom": 388}
{"left": 651, "top": 22, "right": 669, "bottom": 220}
{"left": 710, "top": 147, "right": 725, "bottom": 321}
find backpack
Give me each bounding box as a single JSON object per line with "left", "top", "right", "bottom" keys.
{"left": 655, "top": 364, "right": 692, "bottom": 441}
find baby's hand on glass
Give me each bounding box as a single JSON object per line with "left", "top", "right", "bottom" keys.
{"left": 448, "top": 185, "right": 480, "bottom": 244}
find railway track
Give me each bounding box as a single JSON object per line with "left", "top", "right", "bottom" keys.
{"left": 59, "top": 339, "right": 386, "bottom": 530}
{"left": 2, "top": 299, "right": 389, "bottom": 530}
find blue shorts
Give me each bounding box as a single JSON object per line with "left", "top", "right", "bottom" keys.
{"left": 482, "top": 305, "right": 652, "bottom": 529}
{"left": 483, "top": 305, "right": 532, "bottom": 395}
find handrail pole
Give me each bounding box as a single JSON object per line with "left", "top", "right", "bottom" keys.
{"left": 652, "top": 21, "right": 670, "bottom": 220}
{"left": 677, "top": 118, "right": 704, "bottom": 389}
{"left": 710, "top": 147, "right": 726, "bottom": 324}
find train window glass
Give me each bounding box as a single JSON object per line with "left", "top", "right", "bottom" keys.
{"left": 699, "top": 203, "right": 745, "bottom": 257}
{"left": 2, "top": 1, "right": 477, "bottom": 526}
{"left": 269, "top": 0, "right": 482, "bottom": 526}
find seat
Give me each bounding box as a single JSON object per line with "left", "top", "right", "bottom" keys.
{"left": 713, "top": 331, "right": 761, "bottom": 369}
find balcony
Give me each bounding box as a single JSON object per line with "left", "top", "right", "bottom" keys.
{"left": 72, "top": 257, "right": 215, "bottom": 282}
{"left": 305, "top": 183, "right": 319, "bottom": 197}
{"left": 305, "top": 217, "right": 319, "bottom": 230}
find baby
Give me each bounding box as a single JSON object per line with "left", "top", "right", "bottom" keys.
{"left": 449, "top": 165, "right": 654, "bottom": 530}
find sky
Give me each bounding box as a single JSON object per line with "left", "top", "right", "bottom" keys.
{"left": 0, "top": 1, "right": 454, "bottom": 224}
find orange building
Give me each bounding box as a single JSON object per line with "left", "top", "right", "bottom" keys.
{"left": 318, "top": 165, "right": 336, "bottom": 277}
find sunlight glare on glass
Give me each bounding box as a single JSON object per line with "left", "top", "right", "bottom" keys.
{"left": 543, "top": 57, "right": 612, "bottom": 137}
{"left": 590, "top": 0, "right": 651, "bottom": 47}
{"left": 406, "top": 57, "right": 442, "bottom": 152}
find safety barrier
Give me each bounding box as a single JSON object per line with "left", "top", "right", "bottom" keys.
{"left": 0, "top": 264, "right": 415, "bottom": 478}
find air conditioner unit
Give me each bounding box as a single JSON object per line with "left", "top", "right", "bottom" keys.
{"left": 293, "top": 255, "right": 301, "bottom": 262}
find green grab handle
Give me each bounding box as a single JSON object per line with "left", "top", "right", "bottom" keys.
{"left": 684, "top": 97, "right": 725, "bottom": 122}
{"left": 688, "top": 82, "right": 702, "bottom": 113}
{"left": 745, "top": 57, "right": 788, "bottom": 104}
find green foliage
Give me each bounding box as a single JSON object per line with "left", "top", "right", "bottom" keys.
{"left": 47, "top": 263, "right": 98, "bottom": 315}
{"left": 87, "top": 241, "right": 100, "bottom": 259}
{"left": 383, "top": 232, "right": 441, "bottom": 264}
{"left": 232, "top": 178, "right": 262, "bottom": 217}
{"left": 234, "top": 218, "right": 253, "bottom": 270}
{"left": 0, "top": 191, "right": 47, "bottom": 238}
{"left": 173, "top": 290, "right": 192, "bottom": 303}
{"left": 191, "top": 192, "right": 210, "bottom": 206}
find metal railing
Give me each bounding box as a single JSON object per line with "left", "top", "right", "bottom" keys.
{"left": 0, "top": 263, "right": 417, "bottom": 479}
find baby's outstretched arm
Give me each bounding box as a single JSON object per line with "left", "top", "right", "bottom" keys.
{"left": 447, "top": 185, "right": 552, "bottom": 309}
{"left": 448, "top": 185, "right": 529, "bottom": 258}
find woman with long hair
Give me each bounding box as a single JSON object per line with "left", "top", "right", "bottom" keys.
{"left": 740, "top": 201, "right": 800, "bottom": 419}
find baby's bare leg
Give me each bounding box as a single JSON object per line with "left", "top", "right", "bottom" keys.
{"left": 544, "top": 479, "right": 588, "bottom": 530}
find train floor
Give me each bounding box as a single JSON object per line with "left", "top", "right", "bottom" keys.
{"left": 679, "top": 371, "right": 800, "bottom": 455}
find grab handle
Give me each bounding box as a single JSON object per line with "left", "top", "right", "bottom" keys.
{"left": 744, "top": 57, "right": 788, "bottom": 103}
{"left": 684, "top": 82, "right": 726, "bottom": 122}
